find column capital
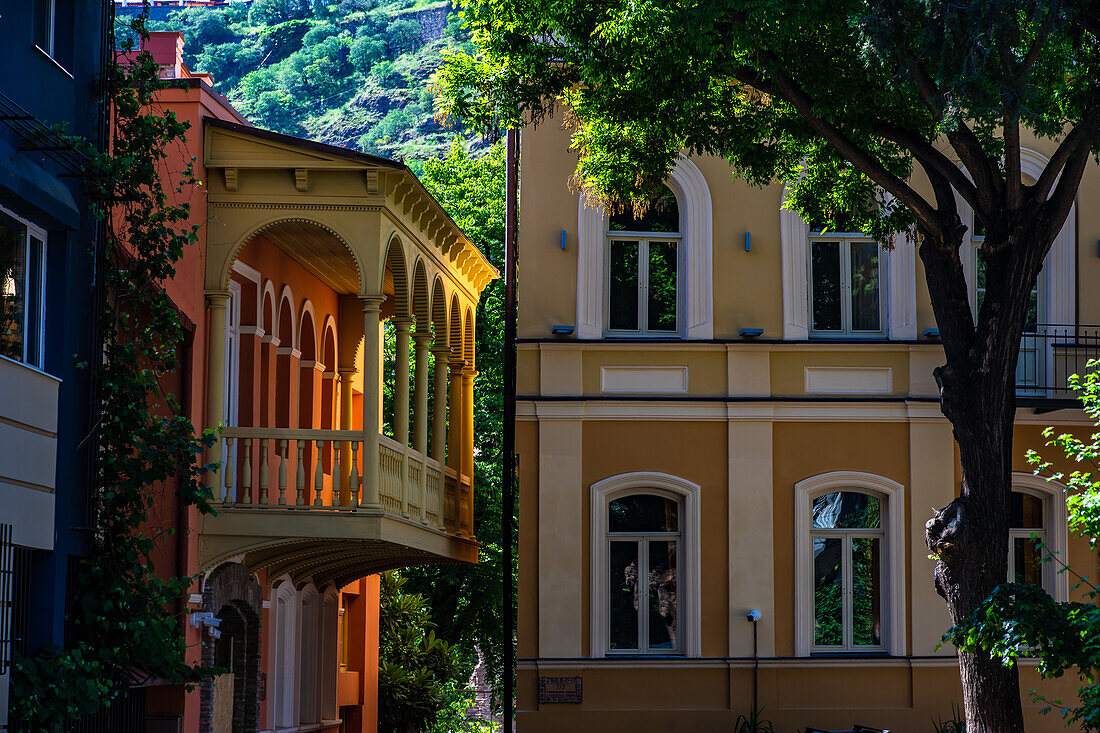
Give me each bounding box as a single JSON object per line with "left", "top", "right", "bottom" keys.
{"left": 391, "top": 316, "right": 416, "bottom": 331}
{"left": 359, "top": 293, "right": 386, "bottom": 312}
{"left": 337, "top": 367, "right": 358, "bottom": 379}
{"left": 412, "top": 331, "right": 433, "bottom": 347}
{"left": 431, "top": 345, "right": 453, "bottom": 358}
{"left": 449, "top": 359, "right": 469, "bottom": 371}
{"left": 462, "top": 368, "right": 479, "bottom": 380}
{"left": 206, "top": 290, "right": 231, "bottom": 309}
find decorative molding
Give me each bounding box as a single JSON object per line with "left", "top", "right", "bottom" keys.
{"left": 577, "top": 156, "right": 713, "bottom": 339}
{"left": 804, "top": 366, "right": 893, "bottom": 394}
{"left": 793, "top": 471, "right": 906, "bottom": 657}
{"left": 589, "top": 472, "right": 702, "bottom": 658}
{"left": 294, "top": 167, "right": 308, "bottom": 192}
{"left": 209, "top": 201, "right": 381, "bottom": 212}
{"left": 364, "top": 169, "right": 379, "bottom": 194}
{"left": 231, "top": 258, "right": 262, "bottom": 285}
{"left": 599, "top": 366, "right": 689, "bottom": 394}
{"left": 224, "top": 167, "right": 238, "bottom": 192}
{"left": 276, "top": 346, "right": 303, "bottom": 359}
{"left": 1011, "top": 472, "right": 1070, "bottom": 602}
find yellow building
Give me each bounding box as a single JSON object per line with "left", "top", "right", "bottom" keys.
{"left": 515, "top": 120, "right": 1098, "bottom": 731}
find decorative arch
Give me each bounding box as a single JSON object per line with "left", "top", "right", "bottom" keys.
{"left": 200, "top": 563, "right": 262, "bottom": 733}
{"left": 298, "top": 583, "right": 321, "bottom": 725}
{"left": 779, "top": 187, "right": 917, "bottom": 340}
{"left": 589, "top": 471, "right": 702, "bottom": 658}
{"left": 320, "top": 586, "right": 340, "bottom": 721}
{"left": 321, "top": 315, "right": 337, "bottom": 370}
{"left": 298, "top": 300, "right": 318, "bottom": 361}
{"left": 577, "top": 156, "right": 713, "bottom": 339}
{"left": 215, "top": 216, "right": 364, "bottom": 293}
{"left": 1011, "top": 472, "right": 1069, "bottom": 601}
{"left": 431, "top": 277, "right": 449, "bottom": 344}
{"left": 383, "top": 235, "right": 411, "bottom": 317}
{"left": 448, "top": 294, "right": 463, "bottom": 359}
{"left": 464, "top": 306, "right": 475, "bottom": 368}
{"left": 411, "top": 258, "right": 431, "bottom": 332}
{"left": 261, "top": 279, "right": 277, "bottom": 335}
{"left": 270, "top": 579, "right": 299, "bottom": 729}
{"left": 955, "top": 148, "right": 1076, "bottom": 325}
{"left": 793, "top": 471, "right": 906, "bottom": 656}
{"left": 276, "top": 285, "right": 297, "bottom": 349}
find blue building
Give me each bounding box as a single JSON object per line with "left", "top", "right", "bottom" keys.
{"left": 0, "top": 0, "right": 108, "bottom": 729}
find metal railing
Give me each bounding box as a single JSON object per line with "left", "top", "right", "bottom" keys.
{"left": 1015, "top": 324, "right": 1100, "bottom": 398}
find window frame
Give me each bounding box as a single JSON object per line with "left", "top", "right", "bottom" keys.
{"left": 603, "top": 231, "right": 683, "bottom": 338}
{"left": 0, "top": 205, "right": 48, "bottom": 371}
{"left": 807, "top": 232, "right": 885, "bottom": 338}
{"left": 1008, "top": 480, "right": 1068, "bottom": 600}
{"left": 794, "top": 471, "right": 906, "bottom": 657}
{"left": 32, "top": 0, "right": 56, "bottom": 58}
{"left": 590, "top": 472, "right": 701, "bottom": 658}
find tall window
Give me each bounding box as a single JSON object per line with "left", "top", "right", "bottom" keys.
{"left": 811, "top": 491, "right": 884, "bottom": 651}
{"left": 606, "top": 493, "right": 681, "bottom": 653}
{"left": 0, "top": 209, "right": 46, "bottom": 369}
{"left": 809, "top": 228, "right": 882, "bottom": 336}
{"left": 1009, "top": 490, "right": 1047, "bottom": 588}
{"left": 606, "top": 187, "right": 680, "bottom": 336}
{"left": 32, "top": 0, "right": 56, "bottom": 56}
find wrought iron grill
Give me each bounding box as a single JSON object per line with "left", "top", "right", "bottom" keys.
{"left": 1014, "top": 324, "right": 1100, "bottom": 398}
{"left": 0, "top": 524, "right": 11, "bottom": 676}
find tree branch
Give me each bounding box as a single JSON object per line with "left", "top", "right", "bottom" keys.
{"left": 872, "top": 122, "right": 981, "bottom": 211}
{"left": 1004, "top": 113, "right": 1022, "bottom": 210}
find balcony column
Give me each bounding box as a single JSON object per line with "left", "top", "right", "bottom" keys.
{"left": 461, "top": 367, "right": 477, "bottom": 535}
{"left": 394, "top": 317, "right": 414, "bottom": 517}
{"left": 360, "top": 295, "right": 385, "bottom": 508}
{"left": 430, "top": 345, "right": 450, "bottom": 464}
{"left": 338, "top": 367, "right": 357, "bottom": 505}
{"left": 206, "top": 291, "right": 230, "bottom": 498}
{"left": 447, "top": 358, "right": 466, "bottom": 474}
{"left": 412, "top": 331, "right": 432, "bottom": 455}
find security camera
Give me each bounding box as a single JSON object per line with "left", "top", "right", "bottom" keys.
{"left": 746, "top": 609, "right": 762, "bottom": 623}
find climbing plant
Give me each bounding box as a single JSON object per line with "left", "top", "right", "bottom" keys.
{"left": 10, "top": 15, "right": 217, "bottom": 731}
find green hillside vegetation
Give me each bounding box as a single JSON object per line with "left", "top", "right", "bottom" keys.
{"left": 123, "top": 0, "right": 476, "bottom": 159}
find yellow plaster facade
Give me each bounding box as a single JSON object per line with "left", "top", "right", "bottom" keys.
{"left": 517, "top": 119, "right": 1099, "bottom": 730}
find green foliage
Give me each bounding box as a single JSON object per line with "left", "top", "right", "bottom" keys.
{"left": 401, "top": 139, "right": 511, "bottom": 713}
{"left": 378, "top": 571, "right": 467, "bottom": 733}
{"left": 734, "top": 706, "right": 775, "bottom": 733}
{"left": 932, "top": 702, "right": 967, "bottom": 733}
{"left": 10, "top": 17, "right": 215, "bottom": 731}
{"left": 126, "top": 0, "right": 477, "bottom": 159}
{"left": 948, "top": 361, "right": 1100, "bottom": 731}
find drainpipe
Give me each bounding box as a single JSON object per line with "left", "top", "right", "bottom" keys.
{"left": 502, "top": 127, "right": 519, "bottom": 733}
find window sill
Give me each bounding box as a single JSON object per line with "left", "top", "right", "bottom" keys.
{"left": 32, "top": 45, "right": 75, "bottom": 80}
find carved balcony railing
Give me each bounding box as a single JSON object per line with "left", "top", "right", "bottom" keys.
{"left": 212, "top": 427, "right": 473, "bottom": 538}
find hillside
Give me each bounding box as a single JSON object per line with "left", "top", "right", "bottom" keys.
{"left": 118, "top": 0, "right": 477, "bottom": 160}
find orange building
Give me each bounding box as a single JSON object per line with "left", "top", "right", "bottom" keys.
{"left": 136, "top": 32, "right": 496, "bottom": 732}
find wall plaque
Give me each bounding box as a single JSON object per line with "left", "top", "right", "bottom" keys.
{"left": 538, "top": 676, "right": 582, "bottom": 704}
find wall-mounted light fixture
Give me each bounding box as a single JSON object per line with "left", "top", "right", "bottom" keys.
{"left": 551, "top": 325, "right": 574, "bottom": 336}
{"left": 561, "top": 230, "right": 567, "bottom": 250}
{"left": 923, "top": 328, "right": 941, "bottom": 339}
{"left": 744, "top": 232, "right": 752, "bottom": 252}
{"left": 739, "top": 328, "right": 764, "bottom": 338}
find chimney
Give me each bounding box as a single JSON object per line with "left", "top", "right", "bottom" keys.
{"left": 142, "top": 31, "right": 186, "bottom": 80}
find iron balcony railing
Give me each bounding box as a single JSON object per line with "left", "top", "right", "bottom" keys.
{"left": 1015, "top": 324, "right": 1100, "bottom": 399}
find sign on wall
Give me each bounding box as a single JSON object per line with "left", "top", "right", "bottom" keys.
{"left": 538, "top": 676, "right": 582, "bottom": 704}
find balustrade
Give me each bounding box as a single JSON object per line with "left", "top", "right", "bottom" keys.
{"left": 213, "top": 427, "right": 459, "bottom": 534}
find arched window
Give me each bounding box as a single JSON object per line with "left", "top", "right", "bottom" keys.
{"left": 590, "top": 472, "right": 701, "bottom": 657}
{"left": 1008, "top": 474, "right": 1069, "bottom": 600}
{"left": 606, "top": 187, "right": 681, "bottom": 336}
{"left": 795, "top": 471, "right": 906, "bottom": 656}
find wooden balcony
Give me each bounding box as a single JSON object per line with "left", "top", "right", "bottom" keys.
{"left": 197, "top": 427, "right": 477, "bottom": 587}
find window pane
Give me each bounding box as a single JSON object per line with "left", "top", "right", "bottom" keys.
{"left": 976, "top": 251, "right": 987, "bottom": 313}
{"left": 813, "top": 537, "right": 843, "bottom": 646}
{"left": 0, "top": 213, "right": 28, "bottom": 363}
{"left": 647, "top": 241, "right": 677, "bottom": 332}
{"left": 609, "top": 241, "right": 639, "bottom": 331}
{"left": 1013, "top": 536, "right": 1044, "bottom": 585}
{"left": 608, "top": 187, "right": 679, "bottom": 232}
{"left": 851, "top": 537, "right": 882, "bottom": 646}
{"left": 1011, "top": 492, "right": 1044, "bottom": 529}
{"left": 26, "top": 237, "right": 43, "bottom": 368}
{"left": 609, "top": 494, "right": 679, "bottom": 533}
{"left": 811, "top": 241, "right": 841, "bottom": 331}
{"left": 648, "top": 540, "right": 677, "bottom": 650}
{"left": 32, "top": 0, "right": 53, "bottom": 52}
{"left": 813, "top": 492, "right": 881, "bottom": 529}
{"left": 609, "top": 541, "right": 640, "bottom": 650}
{"left": 849, "top": 242, "right": 880, "bottom": 331}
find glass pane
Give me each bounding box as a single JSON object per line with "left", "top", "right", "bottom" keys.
{"left": 813, "top": 492, "right": 881, "bottom": 529}
{"left": 813, "top": 537, "right": 843, "bottom": 646}
{"left": 1013, "top": 536, "right": 1044, "bottom": 585}
{"left": 811, "top": 241, "right": 842, "bottom": 331}
{"left": 851, "top": 537, "right": 882, "bottom": 646}
{"left": 849, "top": 241, "right": 880, "bottom": 331}
{"left": 608, "top": 187, "right": 679, "bottom": 232}
{"left": 976, "top": 251, "right": 987, "bottom": 313}
{"left": 33, "top": 0, "right": 53, "bottom": 52}
{"left": 1025, "top": 288, "right": 1038, "bottom": 331}
{"left": 648, "top": 540, "right": 677, "bottom": 650}
{"left": 609, "top": 542, "right": 640, "bottom": 650}
{"left": 0, "top": 212, "right": 28, "bottom": 363}
{"left": 26, "top": 237, "right": 43, "bottom": 368}
{"left": 1011, "top": 492, "right": 1044, "bottom": 529}
{"left": 609, "top": 494, "right": 679, "bottom": 533}
{"left": 609, "top": 241, "right": 639, "bottom": 331}
{"left": 647, "top": 241, "right": 677, "bottom": 332}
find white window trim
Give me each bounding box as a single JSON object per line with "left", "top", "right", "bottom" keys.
{"left": 578, "top": 157, "right": 713, "bottom": 339}
{"left": 781, "top": 190, "right": 917, "bottom": 340}
{"left": 794, "top": 471, "right": 906, "bottom": 657}
{"left": 270, "top": 579, "right": 299, "bottom": 731}
{"left": 0, "top": 204, "right": 47, "bottom": 369}
{"left": 590, "top": 471, "right": 701, "bottom": 658}
{"left": 1011, "top": 472, "right": 1069, "bottom": 602}
{"left": 807, "top": 234, "right": 886, "bottom": 337}
{"left": 604, "top": 233, "right": 683, "bottom": 337}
